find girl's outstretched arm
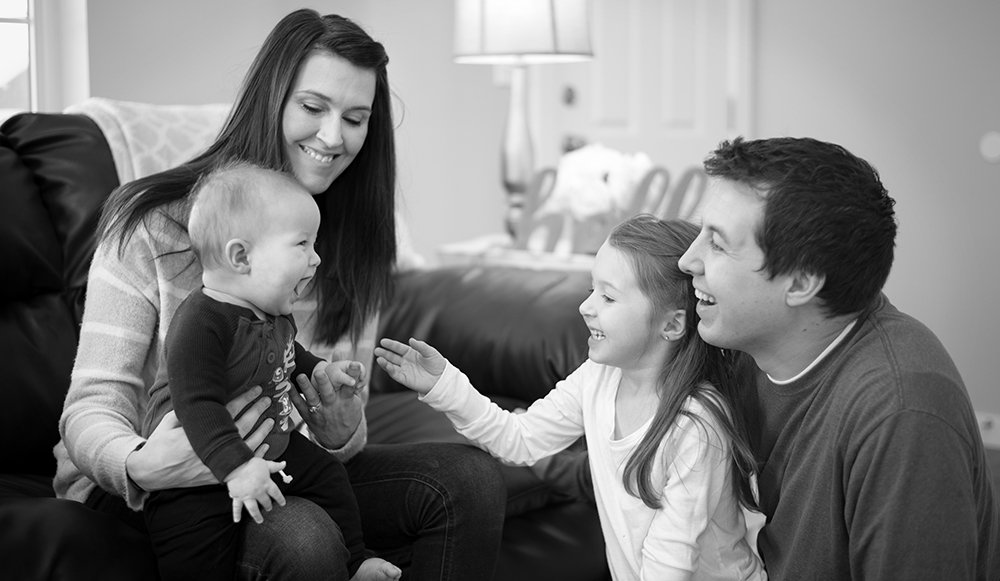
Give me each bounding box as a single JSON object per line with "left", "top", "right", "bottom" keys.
{"left": 374, "top": 337, "right": 446, "bottom": 394}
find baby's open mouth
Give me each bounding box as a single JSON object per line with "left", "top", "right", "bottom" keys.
{"left": 293, "top": 277, "right": 312, "bottom": 298}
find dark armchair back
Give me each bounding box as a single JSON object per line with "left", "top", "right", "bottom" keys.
{"left": 0, "top": 113, "right": 119, "bottom": 477}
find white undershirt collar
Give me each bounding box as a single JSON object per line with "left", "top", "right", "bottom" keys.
{"left": 768, "top": 319, "right": 857, "bottom": 385}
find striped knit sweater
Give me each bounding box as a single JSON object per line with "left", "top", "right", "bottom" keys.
{"left": 54, "top": 201, "right": 368, "bottom": 510}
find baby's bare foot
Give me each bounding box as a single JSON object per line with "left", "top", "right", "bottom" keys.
{"left": 351, "top": 557, "right": 401, "bottom": 581}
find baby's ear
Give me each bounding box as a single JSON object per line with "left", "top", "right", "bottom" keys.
{"left": 661, "top": 308, "right": 686, "bottom": 341}
{"left": 225, "top": 239, "right": 251, "bottom": 274}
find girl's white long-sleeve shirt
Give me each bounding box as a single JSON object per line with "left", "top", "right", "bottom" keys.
{"left": 421, "top": 359, "right": 766, "bottom": 581}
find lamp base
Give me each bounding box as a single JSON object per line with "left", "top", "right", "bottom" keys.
{"left": 501, "top": 65, "right": 533, "bottom": 235}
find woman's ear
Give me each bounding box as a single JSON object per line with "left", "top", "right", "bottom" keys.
{"left": 661, "top": 308, "right": 687, "bottom": 341}
{"left": 225, "top": 239, "right": 252, "bottom": 274}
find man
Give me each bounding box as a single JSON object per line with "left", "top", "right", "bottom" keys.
{"left": 678, "top": 136, "right": 999, "bottom": 580}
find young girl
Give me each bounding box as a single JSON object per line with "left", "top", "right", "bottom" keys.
{"left": 375, "top": 215, "right": 766, "bottom": 581}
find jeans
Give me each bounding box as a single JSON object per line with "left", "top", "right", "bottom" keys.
{"left": 88, "top": 441, "right": 506, "bottom": 581}
{"left": 345, "top": 442, "right": 507, "bottom": 580}
{"left": 144, "top": 431, "right": 365, "bottom": 580}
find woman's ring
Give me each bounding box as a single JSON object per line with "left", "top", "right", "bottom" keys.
{"left": 308, "top": 403, "right": 321, "bottom": 414}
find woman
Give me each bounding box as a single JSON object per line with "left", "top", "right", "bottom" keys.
{"left": 55, "top": 9, "right": 506, "bottom": 580}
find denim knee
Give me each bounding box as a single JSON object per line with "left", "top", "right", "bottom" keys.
{"left": 431, "top": 444, "right": 506, "bottom": 516}
{"left": 237, "top": 496, "right": 350, "bottom": 581}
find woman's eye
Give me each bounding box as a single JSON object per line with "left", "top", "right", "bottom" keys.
{"left": 301, "top": 103, "right": 322, "bottom": 114}
{"left": 344, "top": 116, "right": 364, "bottom": 127}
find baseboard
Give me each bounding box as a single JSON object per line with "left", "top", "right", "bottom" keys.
{"left": 977, "top": 411, "right": 1000, "bottom": 450}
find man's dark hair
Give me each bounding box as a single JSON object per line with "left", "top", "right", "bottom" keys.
{"left": 704, "top": 136, "right": 897, "bottom": 316}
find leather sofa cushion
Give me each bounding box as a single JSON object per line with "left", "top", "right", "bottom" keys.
{"left": 372, "top": 265, "right": 592, "bottom": 403}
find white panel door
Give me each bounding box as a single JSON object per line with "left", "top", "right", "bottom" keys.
{"left": 532, "top": 0, "right": 754, "bottom": 206}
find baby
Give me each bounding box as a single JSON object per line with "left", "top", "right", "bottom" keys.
{"left": 141, "top": 161, "right": 399, "bottom": 581}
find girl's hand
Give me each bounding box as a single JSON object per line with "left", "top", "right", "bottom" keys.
{"left": 126, "top": 386, "right": 274, "bottom": 491}
{"left": 224, "top": 458, "right": 287, "bottom": 524}
{"left": 374, "top": 337, "right": 446, "bottom": 395}
{"left": 291, "top": 364, "right": 364, "bottom": 451}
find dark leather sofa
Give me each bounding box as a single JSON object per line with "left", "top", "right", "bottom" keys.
{"left": 0, "top": 111, "right": 607, "bottom": 580}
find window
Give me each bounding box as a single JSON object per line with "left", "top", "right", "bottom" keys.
{"left": 0, "top": 0, "right": 89, "bottom": 123}
{"left": 0, "top": 0, "right": 31, "bottom": 121}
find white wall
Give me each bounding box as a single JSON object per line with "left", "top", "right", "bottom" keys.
{"left": 86, "top": 0, "right": 1000, "bottom": 415}
{"left": 87, "top": 0, "right": 508, "bottom": 265}
{"left": 754, "top": 0, "right": 1000, "bottom": 415}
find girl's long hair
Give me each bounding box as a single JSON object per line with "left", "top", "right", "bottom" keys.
{"left": 97, "top": 9, "right": 396, "bottom": 344}
{"left": 613, "top": 215, "right": 759, "bottom": 510}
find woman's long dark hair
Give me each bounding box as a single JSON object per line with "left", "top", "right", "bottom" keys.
{"left": 98, "top": 9, "right": 396, "bottom": 344}
{"left": 613, "top": 215, "right": 759, "bottom": 511}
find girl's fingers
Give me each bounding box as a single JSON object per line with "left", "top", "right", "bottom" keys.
{"left": 374, "top": 347, "right": 403, "bottom": 366}
{"left": 378, "top": 337, "right": 408, "bottom": 355}
{"left": 409, "top": 337, "right": 438, "bottom": 357}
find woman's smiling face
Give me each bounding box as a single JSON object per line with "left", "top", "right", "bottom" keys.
{"left": 281, "top": 51, "right": 377, "bottom": 194}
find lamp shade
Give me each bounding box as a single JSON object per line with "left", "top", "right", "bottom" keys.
{"left": 454, "top": 0, "right": 593, "bottom": 64}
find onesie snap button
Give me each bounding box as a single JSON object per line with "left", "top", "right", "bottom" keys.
{"left": 266, "top": 352, "right": 276, "bottom": 364}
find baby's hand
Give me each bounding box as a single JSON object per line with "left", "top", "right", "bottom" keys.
{"left": 317, "top": 360, "right": 367, "bottom": 396}
{"left": 225, "top": 458, "right": 287, "bottom": 524}
{"left": 374, "top": 338, "right": 446, "bottom": 395}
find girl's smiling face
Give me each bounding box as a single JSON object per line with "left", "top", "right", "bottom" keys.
{"left": 579, "top": 242, "right": 671, "bottom": 374}
{"left": 281, "top": 51, "right": 376, "bottom": 195}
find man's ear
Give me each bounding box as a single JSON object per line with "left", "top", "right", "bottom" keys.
{"left": 661, "top": 308, "right": 687, "bottom": 341}
{"left": 225, "top": 239, "right": 252, "bottom": 274}
{"left": 785, "top": 270, "right": 825, "bottom": 307}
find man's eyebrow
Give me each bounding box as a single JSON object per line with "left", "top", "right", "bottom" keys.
{"left": 706, "top": 223, "right": 728, "bottom": 244}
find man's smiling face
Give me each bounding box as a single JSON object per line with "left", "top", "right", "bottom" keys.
{"left": 678, "top": 179, "right": 793, "bottom": 358}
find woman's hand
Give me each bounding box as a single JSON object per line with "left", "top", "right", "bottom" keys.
{"left": 291, "top": 363, "right": 365, "bottom": 451}
{"left": 125, "top": 386, "right": 274, "bottom": 491}
{"left": 374, "top": 337, "right": 446, "bottom": 395}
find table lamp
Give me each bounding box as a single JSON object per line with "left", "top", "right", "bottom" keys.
{"left": 454, "top": 0, "right": 593, "bottom": 234}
